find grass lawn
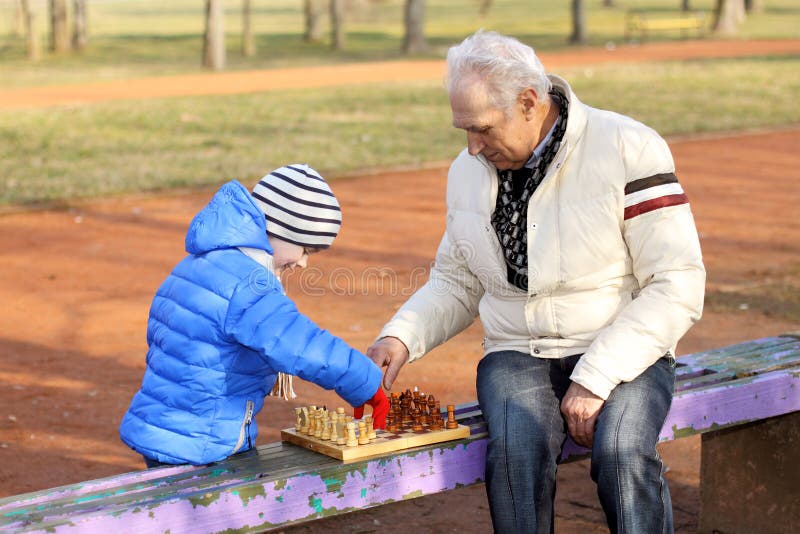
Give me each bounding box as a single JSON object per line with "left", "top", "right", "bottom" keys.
{"left": 1, "top": 55, "right": 798, "bottom": 206}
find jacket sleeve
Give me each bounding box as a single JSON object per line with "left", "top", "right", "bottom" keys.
{"left": 224, "top": 270, "right": 382, "bottom": 407}
{"left": 570, "top": 131, "right": 706, "bottom": 399}
{"left": 378, "top": 230, "right": 484, "bottom": 362}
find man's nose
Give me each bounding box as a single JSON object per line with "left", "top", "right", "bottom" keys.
{"left": 297, "top": 255, "right": 308, "bottom": 269}
{"left": 467, "top": 133, "right": 485, "bottom": 156}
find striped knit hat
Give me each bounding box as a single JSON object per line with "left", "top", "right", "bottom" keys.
{"left": 251, "top": 164, "right": 342, "bottom": 249}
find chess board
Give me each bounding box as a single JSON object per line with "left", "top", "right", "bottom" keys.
{"left": 281, "top": 423, "right": 470, "bottom": 461}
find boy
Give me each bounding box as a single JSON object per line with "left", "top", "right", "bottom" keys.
{"left": 119, "top": 164, "right": 389, "bottom": 467}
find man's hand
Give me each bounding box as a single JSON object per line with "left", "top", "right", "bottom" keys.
{"left": 560, "top": 382, "right": 605, "bottom": 448}
{"left": 366, "top": 337, "right": 409, "bottom": 390}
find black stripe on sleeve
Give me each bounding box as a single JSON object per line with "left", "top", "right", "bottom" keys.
{"left": 624, "top": 173, "right": 678, "bottom": 195}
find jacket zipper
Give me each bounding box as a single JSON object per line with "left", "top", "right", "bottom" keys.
{"left": 233, "top": 399, "right": 255, "bottom": 454}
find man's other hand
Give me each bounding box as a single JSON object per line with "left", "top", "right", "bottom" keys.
{"left": 561, "top": 382, "right": 605, "bottom": 448}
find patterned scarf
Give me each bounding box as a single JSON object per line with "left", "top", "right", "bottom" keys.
{"left": 491, "top": 89, "right": 569, "bottom": 291}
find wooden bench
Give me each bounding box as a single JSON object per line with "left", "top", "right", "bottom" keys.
{"left": 625, "top": 10, "right": 707, "bottom": 42}
{"left": 1, "top": 334, "right": 799, "bottom": 533}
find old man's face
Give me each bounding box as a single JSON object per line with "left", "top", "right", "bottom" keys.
{"left": 450, "top": 81, "right": 538, "bottom": 171}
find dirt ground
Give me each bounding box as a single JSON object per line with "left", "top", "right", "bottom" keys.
{"left": 0, "top": 40, "right": 799, "bottom": 533}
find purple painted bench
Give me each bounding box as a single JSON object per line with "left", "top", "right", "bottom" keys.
{"left": 1, "top": 334, "right": 799, "bottom": 533}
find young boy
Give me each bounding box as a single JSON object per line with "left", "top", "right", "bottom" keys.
{"left": 119, "top": 164, "right": 389, "bottom": 467}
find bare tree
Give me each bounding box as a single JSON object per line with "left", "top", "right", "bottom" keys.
{"left": 21, "top": 0, "right": 40, "bottom": 60}
{"left": 49, "top": 0, "right": 69, "bottom": 52}
{"left": 403, "top": 0, "right": 427, "bottom": 54}
{"left": 13, "top": 0, "right": 25, "bottom": 36}
{"left": 303, "top": 0, "right": 325, "bottom": 42}
{"left": 744, "top": 0, "right": 763, "bottom": 13}
{"left": 203, "top": 0, "right": 226, "bottom": 70}
{"left": 682, "top": 0, "right": 692, "bottom": 11}
{"left": 713, "top": 0, "right": 745, "bottom": 35}
{"left": 242, "top": 0, "right": 255, "bottom": 57}
{"left": 330, "top": 0, "right": 345, "bottom": 50}
{"left": 569, "top": 0, "right": 586, "bottom": 44}
{"left": 72, "top": 0, "right": 87, "bottom": 50}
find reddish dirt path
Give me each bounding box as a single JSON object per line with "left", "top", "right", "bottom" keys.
{"left": 0, "top": 40, "right": 798, "bottom": 532}
{"left": 2, "top": 39, "right": 800, "bottom": 110}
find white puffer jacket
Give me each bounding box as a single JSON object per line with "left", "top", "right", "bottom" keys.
{"left": 379, "top": 76, "right": 705, "bottom": 399}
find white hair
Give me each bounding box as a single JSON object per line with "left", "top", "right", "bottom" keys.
{"left": 445, "top": 30, "right": 552, "bottom": 113}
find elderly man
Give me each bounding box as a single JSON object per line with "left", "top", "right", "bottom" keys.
{"left": 367, "top": 31, "right": 705, "bottom": 533}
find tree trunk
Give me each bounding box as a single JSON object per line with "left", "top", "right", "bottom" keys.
{"left": 13, "top": 0, "right": 25, "bottom": 36}
{"left": 569, "top": 0, "right": 586, "bottom": 44}
{"left": 21, "top": 0, "right": 40, "bottom": 61}
{"left": 72, "top": 0, "right": 87, "bottom": 50}
{"left": 403, "top": 0, "right": 427, "bottom": 54}
{"left": 478, "top": 0, "right": 492, "bottom": 17}
{"left": 744, "top": 0, "right": 763, "bottom": 13}
{"left": 713, "top": 0, "right": 745, "bottom": 35}
{"left": 682, "top": 0, "right": 691, "bottom": 11}
{"left": 330, "top": 0, "right": 344, "bottom": 50}
{"left": 303, "top": 0, "right": 325, "bottom": 42}
{"left": 242, "top": 0, "right": 255, "bottom": 57}
{"left": 602, "top": 0, "right": 614, "bottom": 7}
{"left": 49, "top": 0, "right": 69, "bottom": 53}
{"left": 203, "top": 0, "right": 226, "bottom": 70}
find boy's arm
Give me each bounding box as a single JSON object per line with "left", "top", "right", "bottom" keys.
{"left": 225, "top": 273, "right": 382, "bottom": 408}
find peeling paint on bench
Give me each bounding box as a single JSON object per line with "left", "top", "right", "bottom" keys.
{"left": 1, "top": 334, "right": 798, "bottom": 533}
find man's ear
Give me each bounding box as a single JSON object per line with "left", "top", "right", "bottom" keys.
{"left": 519, "top": 88, "right": 538, "bottom": 119}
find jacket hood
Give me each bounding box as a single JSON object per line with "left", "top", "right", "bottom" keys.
{"left": 185, "top": 180, "right": 273, "bottom": 255}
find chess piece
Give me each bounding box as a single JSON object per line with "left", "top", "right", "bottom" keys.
{"left": 330, "top": 412, "right": 339, "bottom": 442}
{"left": 412, "top": 412, "right": 424, "bottom": 433}
{"left": 321, "top": 415, "right": 331, "bottom": 440}
{"left": 345, "top": 421, "right": 358, "bottom": 447}
{"left": 366, "top": 416, "right": 376, "bottom": 440}
{"left": 314, "top": 413, "right": 325, "bottom": 438}
{"left": 358, "top": 421, "right": 369, "bottom": 445}
{"left": 429, "top": 414, "right": 443, "bottom": 431}
{"left": 336, "top": 407, "right": 347, "bottom": 445}
{"left": 401, "top": 391, "right": 413, "bottom": 425}
{"left": 295, "top": 407, "right": 303, "bottom": 431}
{"left": 300, "top": 407, "right": 310, "bottom": 433}
{"left": 446, "top": 404, "right": 459, "bottom": 429}
{"left": 427, "top": 395, "right": 437, "bottom": 422}
{"left": 306, "top": 408, "right": 317, "bottom": 435}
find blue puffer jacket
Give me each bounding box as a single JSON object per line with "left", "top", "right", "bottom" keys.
{"left": 119, "top": 181, "right": 382, "bottom": 465}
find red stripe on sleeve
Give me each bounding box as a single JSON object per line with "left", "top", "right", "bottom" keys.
{"left": 624, "top": 193, "right": 689, "bottom": 220}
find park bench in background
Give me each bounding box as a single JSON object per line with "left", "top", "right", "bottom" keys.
{"left": 1, "top": 334, "right": 798, "bottom": 533}
{"left": 625, "top": 10, "right": 707, "bottom": 42}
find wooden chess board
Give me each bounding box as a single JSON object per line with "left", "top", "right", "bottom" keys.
{"left": 281, "top": 423, "right": 470, "bottom": 461}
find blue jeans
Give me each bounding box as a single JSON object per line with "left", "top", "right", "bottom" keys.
{"left": 476, "top": 351, "right": 675, "bottom": 534}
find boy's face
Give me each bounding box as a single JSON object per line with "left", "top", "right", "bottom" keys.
{"left": 269, "top": 236, "right": 318, "bottom": 276}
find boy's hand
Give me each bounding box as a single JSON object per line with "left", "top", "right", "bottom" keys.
{"left": 366, "top": 336, "right": 409, "bottom": 390}
{"left": 354, "top": 387, "right": 389, "bottom": 429}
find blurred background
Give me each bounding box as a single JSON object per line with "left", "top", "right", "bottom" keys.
{"left": 0, "top": 2, "right": 798, "bottom": 531}
{"left": 1, "top": 0, "right": 798, "bottom": 207}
